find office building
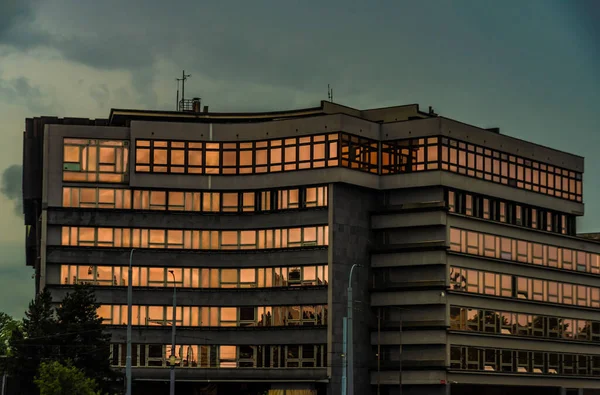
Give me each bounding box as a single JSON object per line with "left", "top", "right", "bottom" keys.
{"left": 22, "top": 99, "right": 600, "bottom": 395}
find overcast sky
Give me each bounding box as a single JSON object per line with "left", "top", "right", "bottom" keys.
{"left": 0, "top": 0, "right": 598, "bottom": 317}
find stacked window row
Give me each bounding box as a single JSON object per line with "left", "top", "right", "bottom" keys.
{"left": 98, "top": 304, "right": 327, "bottom": 327}
{"left": 381, "top": 137, "right": 440, "bottom": 173}
{"left": 63, "top": 139, "right": 129, "bottom": 183}
{"left": 449, "top": 267, "right": 600, "bottom": 308}
{"left": 62, "top": 137, "right": 582, "bottom": 202}
{"left": 450, "top": 306, "right": 600, "bottom": 342}
{"left": 60, "top": 264, "right": 328, "bottom": 288}
{"left": 381, "top": 137, "right": 582, "bottom": 201}
{"left": 448, "top": 189, "right": 575, "bottom": 235}
{"left": 438, "top": 137, "right": 582, "bottom": 201}
{"left": 60, "top": 225, "right": 328, "bottom": 250}
{"left": 110, "top": 343, "right": 327, "bottom": 368}
{"left": 62, "top": 185, "right": 328, "bottom": 213}
{"left": 450, "top": 345, "right": 600, "bottom": 376}
{"left": 135, "top": 133, "right": 378, "bottom": 175}
{"left": 449, "top": 228, "right": 600, "bottom": 275}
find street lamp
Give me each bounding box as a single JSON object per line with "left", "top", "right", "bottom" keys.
{"left": 1, "top": 355, "right": 7, "bottom": 395}
{"left": 126, "top": 249, "right": 135, "bottom": 395}
{"left": 168, "top": 270, "right": 177, "bottom": 395}
{"left": 345, "top": 264, "right": 362, "bottom": 395}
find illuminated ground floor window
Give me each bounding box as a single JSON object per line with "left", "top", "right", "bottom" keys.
{"left": 110, "top": 343, "right": 327, "bottom": 368}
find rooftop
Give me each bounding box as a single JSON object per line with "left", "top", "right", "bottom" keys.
{"left": 108, "top": 100, "right": 436, "bottom": 126}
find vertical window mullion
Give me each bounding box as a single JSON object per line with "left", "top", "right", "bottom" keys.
{"left": 166, "top": 141, "right": 171, "bottom": 173}
{"left": 236, "top": 144, "right": 240, "bottom": 175}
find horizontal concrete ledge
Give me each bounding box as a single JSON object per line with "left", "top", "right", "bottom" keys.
{"left": 47, "top": 207, "right": 328, "bottom": 230}
{"left": 371, "top": 329, "right": 446, "bottom": 346}
{"left": 371, "top": 369, "right": 447, "bottom": 385}
{"left": 447, "top": 292, "right": 600, "bottom": 321}
{"left": 370, "top": 280, "right": 446, "bottom": 292}
{"left": 371, "top": 201, "right": 446, "bottom": 214}
{"left": 372, "top": 241, "right": 447, "bottom": 254}
{"left": 449, "top": 332, "right": 600, "bottom": 355}
{"left": 449, "top": 253, "right": 600, "bottom": 288}
{"left": 109, "top": 326, "right": 327, "bottom": 345}
{"left": 448, "top": 215, "right": 600, "bottom": 252}
{"left": 371, "top": 290, "right": 447, "bottom": 306}
{"left": 371, "top": 211, "right": 446, "bottom": 230}
{"left": 371, "top": 251, "right": 446, "bottom": 268}
{"left": 447, "top": 371, "right": 600, "bottom": 389}
{"left": 378, "top": 360, "right": 446, "bottom": 370}
{"left": 132, "top": 166, "right": 379, "bottom": 191}
{"left": 124, "top": 367, "right": 329, "bottom": 382}
{"left": 380, "top": 171, "right": 584, "bottom": 215}
{"left": 369, "top": 320, "right": 446, "bottom": 331}
{"left": 46, "top": 246, "right": 328, "bottom": 267}
{"left": 48, "top": 285, "right": 328, "bottom": 306}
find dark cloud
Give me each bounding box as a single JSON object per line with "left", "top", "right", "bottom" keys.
{"left": 0, "top": 1, "right": 399, "bottom": 109}
{"left": 1, "top": 0, "right": 598, "bottom": 113}
{"left": 89, "top": 83, "right": 109, "bottom": 109}
{"left": 0, "top": 0, "right": 46, "bottom": 49}
{"left": 0, "top": 0, "right": 36, "bottom": 38}
{"left": 567, "top": 1, "right": 600, "bottom": 47}
{"left": 0, "top": 75, "right": 61, "bottom": 114}
{"left": 0, "top": 243, "right": 33, "bottom": 318}
{"left": 1, "top": 165, "right": 23, "bottom": 217}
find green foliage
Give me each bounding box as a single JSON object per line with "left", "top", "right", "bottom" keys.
{"left": 7, "top": 285, "right": 121, "bottom": 394}
{"left": 8, "top": 289, "right": 56, "bottom": 394}
{"left": 0, "top": 312, "right": 21, "bottom": 356}
{"left": 0, "top": 312, "right": 20, "bottom": 378}
{"left": 35, "top": 360, "right": 102, "bottom": 395}
{"left": 55, "top": 285, "right": 116, "bottom": 391}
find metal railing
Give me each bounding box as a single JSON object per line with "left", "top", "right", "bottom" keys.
{"left": 178, "top": 98, "right": 201, "bottom": 113}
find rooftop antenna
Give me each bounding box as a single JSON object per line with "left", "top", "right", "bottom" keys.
{"left": 327, "top": 84, "right": 334, "bottom": 103}
{"left": 175, "top": 79, "right": 179, "bottom": 111}
{"left": 176, "top": 70, "right": 191, "bottom": 111}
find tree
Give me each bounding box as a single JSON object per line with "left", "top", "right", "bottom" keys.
{"left": 0, "top": 312, "right": 20, "bottom": 388}
{"left": 35, "top": 360, "right": 102, "bottom": 395}
{"left": 8, "top": 289, "right": 56, "bottom": 394}
{"left": 9, "top": 286, "right": 121, "bottom": 394}
{"left": 55, "top": 285, "right": 119, "bottom": 393}
{"left": 0, "top": 312, "right": 17, "bottom": 356}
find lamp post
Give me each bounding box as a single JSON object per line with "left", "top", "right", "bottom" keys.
{"left": 126, "top": 249, "right": 135, "bottom": 395}
{"left": 341, "top": 317, "right": 347, "bottom": 395}
{"left": 1, "top": 355, "right": 7, "bottom": 395}
{"left": 346, "top": 264, "right": 362, "bottom": 395}
{"left": 168, "top": 270, "right": 177, "bottom": 395}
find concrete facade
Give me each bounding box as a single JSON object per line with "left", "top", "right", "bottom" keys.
{"left": 21, "top": 101, "right": 600, "bottom": 395}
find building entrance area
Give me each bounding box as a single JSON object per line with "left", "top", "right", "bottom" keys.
{"left": 131, "top": 381, "right": 323, "bottom": 395}
{"left": 451, "top": 385, "right": 600, "bottom": 395}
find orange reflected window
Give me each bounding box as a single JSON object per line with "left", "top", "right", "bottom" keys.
{"left": 221, "top": 231, "right": 238, "bottom": 249}
{"left": 240, "top": 231, "right": 256, "bottom": 248}
{"left": 167, "top": 230, "right": 183, "bottom": 246}
{"left": 168, "top": 192, "right": 185, "bottom": 209}
{"left": 188, "top": 150, "right": 202, "bottom": 166}
{"left": 240, "top": 269, "right": 256, "bottom": 284}
{"left": 64, "top": 146, "right": 80, "bottom": 162}
{"left": 222, "top": 193, "right": 238, "bottom": 212}
{"left": 65, "top": 139, "right": 128, "bottom": 182}
{"left": 61, "top": 225, "right": 329, "bottom": 251}
{"left": 60, "top": 264, "right": 328, "bottom": 290}
{"left": 171, "top": 149, "right": 185, "bottom": 166}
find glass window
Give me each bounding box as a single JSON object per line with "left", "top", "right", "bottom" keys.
{"left": 449, "top": 227, "right": 591, "bottom": 274}
{"left": 219, "top": 346, "right": 237, "bottom": 368}
{"left": 64, "top": 139, "right": 128, "bottom": 183}
{"left": 450, "top": 346, "right": 463, "bottom": 369}
{"left": 62, "top": 264, "right": 327, "bottom": 291}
